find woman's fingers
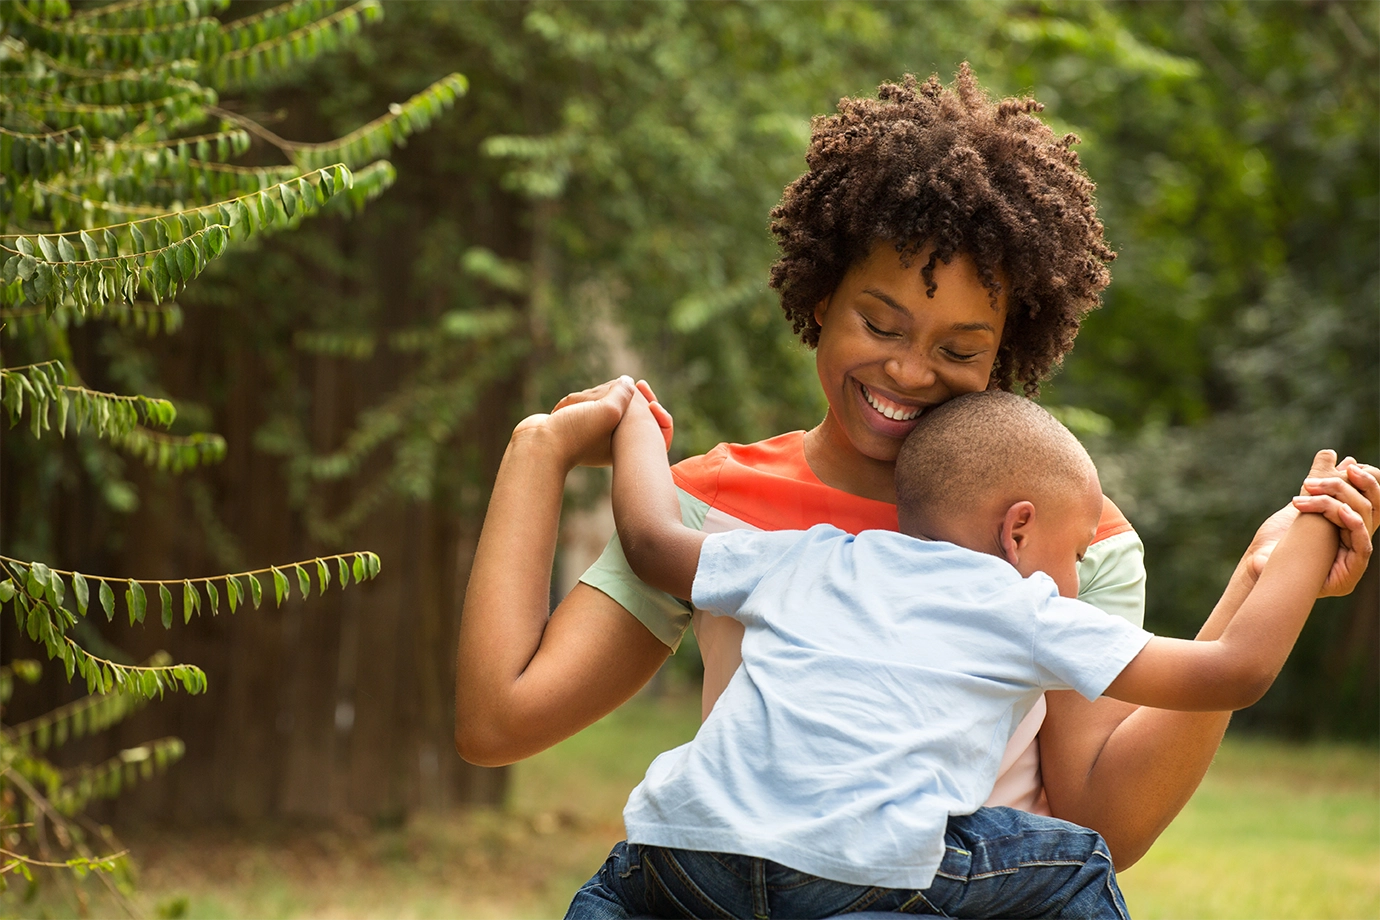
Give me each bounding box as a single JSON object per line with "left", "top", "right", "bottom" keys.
{"left": 1292, "top": 490, "right": 1375, "bottom": 598}
{"left": 1302, "top": 468, "right": 1376, "bottom": 537}
{"left": 1342, "top": 462, "right": 1380, "bottom": 532}
{"left": 1292, "top": 494, "right": 1367, "bottom": 534}
{"left": 552, "top": 376, "right": 635, "bottom": 413}
{"left": 1240, "top": 455, "right": 1375, "bottom": 593}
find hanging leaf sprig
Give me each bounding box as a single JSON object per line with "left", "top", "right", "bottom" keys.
{"left": 0, "top": 551, "right": 381, "bottom": 699}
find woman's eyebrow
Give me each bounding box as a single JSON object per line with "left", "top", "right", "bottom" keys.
{"left": 861, "top": 288, "right": 912, "bottom": 316}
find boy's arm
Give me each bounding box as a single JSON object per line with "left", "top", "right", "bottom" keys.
{"left": 1104, "top": 505, "right": 1338, "bottom": 711}
{"left": 1040, "top": 451, "right": 1376, "bottom": 867}
{"left": 611, "top": 390, "right": 707, "bottom": 601}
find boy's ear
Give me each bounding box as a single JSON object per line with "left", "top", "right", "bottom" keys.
{"left": 999, "top": 501, "right": 1036, "bottom": 567}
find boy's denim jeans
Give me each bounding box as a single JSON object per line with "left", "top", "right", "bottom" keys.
{"left": 564, "top": 806, "right": 1130, "bottom": 919}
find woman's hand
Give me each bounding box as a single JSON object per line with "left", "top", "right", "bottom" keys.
{"left": 527, "top": 377, "right": 675, "bottom": 469}
{"left": 1243, "top": 454, "right": 1377, "bottom": 597}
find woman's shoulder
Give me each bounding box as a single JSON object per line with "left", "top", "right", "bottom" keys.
{"left": 1095, "top": 495, "right": 1135, "bottom": 545}
{"left": 671, "top": 431, "right": 898, "bottom": 535}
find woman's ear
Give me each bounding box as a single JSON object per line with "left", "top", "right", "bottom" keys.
{"left": 813, "top": 294, "right": 831, "bottom": 328}
{"left": 999, "top": 501, "right": 1036, "bottom": 567}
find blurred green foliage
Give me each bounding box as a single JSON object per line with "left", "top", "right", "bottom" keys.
{"left": 1009, "top": 1, "right": 1378, "bottom": 735}
{"left": 9, "top": 0, "right": 1376, "bottom": 758}
{"left": 267, "top": 0, "right": 1376, "bottom": 733}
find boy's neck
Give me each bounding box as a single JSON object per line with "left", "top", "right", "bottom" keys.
{"left": 903, "top": 512, "right": 1007, "bottom": 561}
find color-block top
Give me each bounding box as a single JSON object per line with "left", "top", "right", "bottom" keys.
{"left": 580, "top": 431, "right": 1146, "bottom": 813}
{"left": 623, "top": 526, "right": 1153, "bottom": 888}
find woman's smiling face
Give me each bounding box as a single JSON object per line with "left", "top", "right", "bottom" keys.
{"left": 805, "top": 242, "right": 1008, "bottom": 500}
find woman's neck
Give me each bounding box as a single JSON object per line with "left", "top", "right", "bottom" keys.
{"left": 802, "top": 416, "right": 898, "bottom": 504}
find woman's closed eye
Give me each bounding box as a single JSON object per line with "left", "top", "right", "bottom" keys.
{"left": 941, "top": 346, "right": 981, "bottom": 361}
{"left": 862, "top": 317, "right": 901, "bottom": 338}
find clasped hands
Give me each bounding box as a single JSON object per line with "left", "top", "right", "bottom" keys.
{"left": 520, "top": 377, "right": 1378, "bottom": 601}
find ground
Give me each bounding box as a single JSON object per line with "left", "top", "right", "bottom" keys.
{"left": 10, "top": 691, "right": 1378, "bottom": 919}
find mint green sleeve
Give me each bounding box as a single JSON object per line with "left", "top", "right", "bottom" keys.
{"left": 576, "top": 489, "right": 709, "bottom": 651}
{"left": 1076, "top": 530, "right": 1146, "bottom": 629}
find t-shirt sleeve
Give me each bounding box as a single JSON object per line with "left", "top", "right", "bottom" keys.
{"left": 1076, "top": 529, "right": 1146, "bottom": 628}
{"left": 577, "top": 488, "right": 707, "bottom": 651}
{"left": 1031, "top": 590, "right": 1154, "bottom": 701}
{"left": 691, "top": 528, "right": 815, "bottom": 625}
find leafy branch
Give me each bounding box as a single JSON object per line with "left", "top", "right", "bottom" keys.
{"left": 0, "top": 551, "right": 381, "bottom": 699}
{"left": 1, "top": 359, "right": 174, "bottom": 441}
{"left": 284, "top": 72, "right": 468, "bottom": 170}
{"left": 0, "top": 162, "right": 353, "bottom": 310}
{"left": 204, "top": 0, "right": 383, "bottom": 91}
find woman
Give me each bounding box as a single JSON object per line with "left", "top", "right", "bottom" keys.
{"left": 454, "top": 68, "right": 1377, "bottom": 871}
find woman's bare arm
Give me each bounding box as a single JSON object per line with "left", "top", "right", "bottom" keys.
{"left": 1041, "top": 453, "right": 1378, "bottom": 867}
{"left": 454, "top": 379, "right": 671, "bottom": 767}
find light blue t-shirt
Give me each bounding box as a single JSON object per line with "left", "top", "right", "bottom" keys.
{"left": 622, "top": 524, "right": 1153, "bottom": 890}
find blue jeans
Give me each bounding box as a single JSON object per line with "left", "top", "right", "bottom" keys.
{"left": 565, "top": 807, "right": 1130, "bottom": 919}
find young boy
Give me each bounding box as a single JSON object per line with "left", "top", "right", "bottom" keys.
{"left": 566, "top": 387, "right": 1342, "bottom": 920}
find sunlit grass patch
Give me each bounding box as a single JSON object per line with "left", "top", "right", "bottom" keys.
{"left": 1119, "top": 736, "right": 1380, "bottom": 920}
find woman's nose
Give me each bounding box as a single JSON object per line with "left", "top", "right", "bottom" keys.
{"left": 885, "top": 352, "right": 937, "bottom": 391}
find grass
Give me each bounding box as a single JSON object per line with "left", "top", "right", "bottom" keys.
{"left": 1118, "top": 737, "right": 1380, "bottom": 919}
{"left": 9, "top": 692, "right": 1377, "bottom": 919}
{"left": 7, "top": 691, "right": 705, "bottom": 920}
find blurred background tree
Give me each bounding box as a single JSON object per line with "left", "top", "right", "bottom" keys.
{"left": 2, "top": 0, "right": 1374, "bottom": 836}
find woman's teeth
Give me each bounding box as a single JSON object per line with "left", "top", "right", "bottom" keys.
{"left": 862, "top": 385, "right": 922, "bottom": 421}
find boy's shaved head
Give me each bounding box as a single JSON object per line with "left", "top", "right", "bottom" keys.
{"left": 896, "top": 391, "right": 1095, "bottom": 538}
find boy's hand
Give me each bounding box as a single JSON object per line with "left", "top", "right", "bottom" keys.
{"left": 1245, "top": 451, "right": 1377, "bottom": 597}
{"left": 634, "top": 379, "right": 675, "bottom": 451}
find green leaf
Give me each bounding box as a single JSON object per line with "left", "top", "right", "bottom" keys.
{"left": 72, "top": 572, "right": 89, "bottom": 616}
{"left": 248, "top": 573, "right": 262, "bottom": 608}
{"left": 206, "top": 579, "right": 219, "bottom": 615}
{"left": 177, "top": 239, "right": 197, "bottom": 282}
{"left": 159, "top": 583, "right": 173, "bottom": 629}
{"left": 280, "top": 181, "right": 299, "bottom": 218}
{"left": 57, "top": 235, "right": 78, "bottom": 262}
{"left": 352, "top": 554, "right": 365, "bottom": 584}
{"left": 181, "top": 580, "right": 192, "bottom": 623}
{"left": 295, "top": 564, "right": 310, "bottom": 599}
{"left": 128, "top": 580, "right": 146, "bottom": 625}
{"left": 99, "top": 580, "right": 114, "bottom": 621}
{"left": 206, "top": 223, "right": 227, "bottom": 257}
{"left": 47, "top": 569, "right": 65, "bottom": 607}
{"left": 29, "top": 562, "right": 50, "bottom": 598}
{"left": 0, "top": 579, "right": 14, "bottom": 603}
{"left": 271, "top": 566, "right": 288, "bottom": 606}
{"left": 316, "top": 559, "right": 330, "bottom": 593}
{"left": 79, "top": 230, "right": 100, "bottom": 260}
{"left": 337, "top": 556, "right": 349, "bottom": 589}
{"left": 226, "top": 575, "right": 239, "bottom": 613}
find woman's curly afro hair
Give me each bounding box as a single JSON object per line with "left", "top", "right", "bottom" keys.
{"left": 769, "top": 65, "right": 1115, "bottom": 394}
